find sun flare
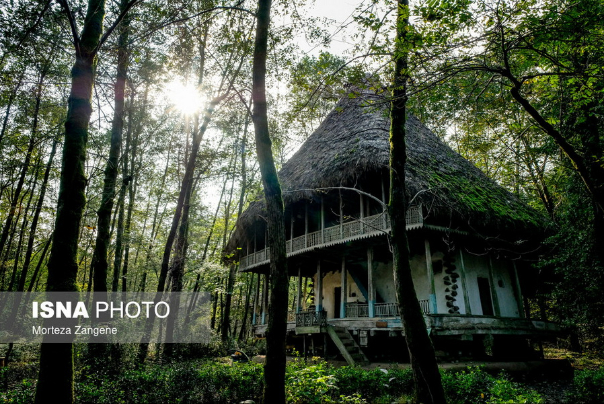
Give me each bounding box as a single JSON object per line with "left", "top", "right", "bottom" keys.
{"left": 164, "top": 80, "right": 205, "bottom": 115}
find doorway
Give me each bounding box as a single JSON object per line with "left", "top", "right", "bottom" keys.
{"left": 477, "top": 277, "right": 494, "bottom": 316}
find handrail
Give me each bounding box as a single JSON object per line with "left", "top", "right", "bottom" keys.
{"left": 240, "top": 206, "right": 422, "bottom": 270}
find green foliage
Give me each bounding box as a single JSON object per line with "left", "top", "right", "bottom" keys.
{"left": 0, "top": 358, "right": 559, "bottom": 404}
{"left": 77, "top": 360, "right": 264, "bottom": 404}
{"left": 567, "top": 367, "right": 604, "bottom": 403}
{"left": 441, "top": 367, "right": 543, "bottom": 404}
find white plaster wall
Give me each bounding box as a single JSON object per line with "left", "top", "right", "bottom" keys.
{"left": 410, "top": 253, "right": 429, "bottom": 301}
{"left": 491, "top": 258, "right": 520, "bottom": 318}
{"left": 429, "top": 250, "right": 448, "bottom": 315}
{"left": 321, "top": 271, "right": 339, "bottom": 319}
{"left": 315, "top": 269, "right": 366, "bottom": 319}
{"left": 430, "top": 249, "right": 469, "bottom": 315}
{"left": 374, "top": 261, "right": 396, "bottom": 303}
{"left": 460, "top": 252, "right": 491, "bottom": 315}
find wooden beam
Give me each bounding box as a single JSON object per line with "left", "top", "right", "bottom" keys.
{"left": 424, "top": 239, "right": 437, "bottom": 314}
{"left": 320, "top": 195, "right": 325, "bottom": 243}
{"left": 458, "top": 249, "right": 472, "bottom": 315}
{"left": 487, "top": 257, "right": 501, "bottom": 317}
{"left": 297, "top": 265, "right": 303, "bottom": 313}
{"left": 316, "top": 260, "right": 323, "bottom": 312}
{"left": 261, "top": 273, "right": 269, "bottom": 324}
{"left": 367, "top": 247, "right": 375, "bottom": 318}
{"left": 340, "top": 255, "right": 347, "bottom": 318}
{"left": 511, "top": 261, "right": 525, "bottom": 318}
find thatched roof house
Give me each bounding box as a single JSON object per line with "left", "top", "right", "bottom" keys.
{"left": 227, "top": 88, "right": 558, "bottom": 364}
{"left": 228, "top": 89, "right": 547, "bottom": 254}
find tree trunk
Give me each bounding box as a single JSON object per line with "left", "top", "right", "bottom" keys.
{"left": 252, "top": 0, "right": 289, "bottom": 402}
{"left": 90, "top": 0, "right": 130, "bottom": 295}
{"left": 389, "top": 2, "right": 446, "bottom": 403}
{"left": 17, "top": 137, "right": 58, "bottom": 292}
{"left": 35, "top": 0, "right": 106, "bottom": 401}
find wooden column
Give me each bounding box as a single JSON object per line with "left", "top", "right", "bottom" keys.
{"left": 290, "top": 207, "right": 294, "bottom": 244}
{"left": 261, "top": 272, "right": 269, "bottom": 324}
{"left": 316, "top": 260, "right": 323, "bottom": 312}
{"left": 359, "top": 193, "right": 365, "bottom": 233}
{"left": 487, "top": 257, "right": 501, "bottom": 316}
{"left": 296, "top": 266, "right": 303, "bottom": 313}
{"left": 304, "top": 200, "right": 308, "bottom": 248}
{"left": 339, "top": 190, "right": 343, "bottom": 238}
{"left": 367, "top": 247, "right": 375, "bottom": 317}
{"left": 511, "top": 261, "right": 525, "bottom": 318}
{"left": 458, "top": 249, "right": 472, "bottom": 315}
{"left": 252, "top": 272, "right": 260, "bottom": 325}
{"left": 424, "top": 239, "right": 437, "bottom": 314}
{"left": 381, "top": 175, "right": 388, "bottom": 228}
{"left": 340, "top": 255, "right": 347, "bottom": 318}
{"left": 320, "top": 196, "right": 325, "bottom": 243}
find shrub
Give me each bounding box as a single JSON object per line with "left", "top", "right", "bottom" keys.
{"left": 442, "top": 367, "right": 543, "bottom": 404}
{"left": 567, "top": 367, "right": 604, "bottom": 404}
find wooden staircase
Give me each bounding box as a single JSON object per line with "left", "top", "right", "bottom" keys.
{"left": 326, "top": 325, "right": 369, "bottom": 366}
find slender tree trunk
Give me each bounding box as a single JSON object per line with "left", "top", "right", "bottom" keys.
{"left": 0, "top": 70, "right": 25, "bottom": 146}
{"left": 35, "top": 0, "right": 106, "bottom": 401}
{"left": 17, "top": 137, "right": 58, "bottom": 292}
{"left": 238, "top": 273, "right": 254, "bottom": 341}
{"left": 252, "top": 1, "right": 289, "bottom": 402}
{"left": 90, "top": 0, "right": 130, "bottom": 295}
{"left": 8, "top": 171, "right": 38, "bottom": 291}
{"left": 389, "top": 2, "right": 446, "bottom": 403}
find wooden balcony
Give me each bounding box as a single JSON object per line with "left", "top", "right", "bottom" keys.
{"left": 239, "top": 205, "right": 423, "bottom": 271}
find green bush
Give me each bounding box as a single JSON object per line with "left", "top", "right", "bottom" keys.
{"left": 567, "top": 368, "right": 604, "bottom": 404}
{"left": 441, "top": 367, "right": 543, "bottom": 404}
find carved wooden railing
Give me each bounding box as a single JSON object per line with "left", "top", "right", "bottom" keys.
{"left": 346, "top": 301, "right": 430, "bottom": 318}
{"left": 374, "top": 302, "right": 399, "bottom": 317}
{"left": 295, "top": 310, "right": 327, "bottom": 327}
{"left": 346, "top": 303, "right": 369, "bottom": 318}
{"left": 418, "top": 299, "right": 430, "bottom": 314}
{"left": 240, "top": 206, "right": 422, "bottom": 270}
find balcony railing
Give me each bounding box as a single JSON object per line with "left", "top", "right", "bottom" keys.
{"left": 240, "top": 206, "right": 423, "bottom": 270}
{"left": 295, "top": 310, "right": 327, "bottom": 327}
{"left": 346, "top": 302, "right": 369, "bottom": 318}
{"left": 418, "top": 299, "right": 430, "bottom": 314}
{"left": 346, "top": 301, "right": 430, "bottom": 318}
{"left": 374, "top": 302, "right": 399, "bottom": 317}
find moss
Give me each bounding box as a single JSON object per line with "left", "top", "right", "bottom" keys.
{"left": 426, "top": 170, "right": 544, "bottom": 230}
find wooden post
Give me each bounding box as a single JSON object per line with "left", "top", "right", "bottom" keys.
{"left": 359, "top": 193, "right": 365, "bottom": 233}
{"left": 340, "top": 255, "right": 347, "bottom": 318}
{"left": 458, "top": 249, "right": 472, "bottom": 315}
{"left": 252, "top": 272, "right": 260, "bottom": 325}
{"left": 339, "top": 190, "right": 343, "bottom": 238}
{"left": 381, "top": 175, "right": 388, "bottom": 229}
{"left": 290, "top": 207, "right": 294, "bottom": 245}
{"left": 297, "top": 266, "right": 303, "bottom": 313}
{"left": 424, "top": 239, "right": 437, "bottom": 314}
{"left": 487, "top": 257, "right": 501, "bottom": 316}
{"left": 367, "top": 247, "right": 375, "bottom": 318}
{"left": 511, "top": 261, "right": 525, "bottom": 318}
{"left": 316, "top": 260, "right": 323, "bottom": 312}
{"left": 262, "top": 272, "right": 269, "bottom": 324}
{"left": 304, "top": 200, "right": 308, "bottom": 248}
{"left": 320, "top": 196, "right": 325, "bottom": 243}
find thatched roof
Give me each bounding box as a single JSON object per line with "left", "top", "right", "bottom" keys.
{"left": 228, "top": 89, "right": 548, "bottom": 251}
